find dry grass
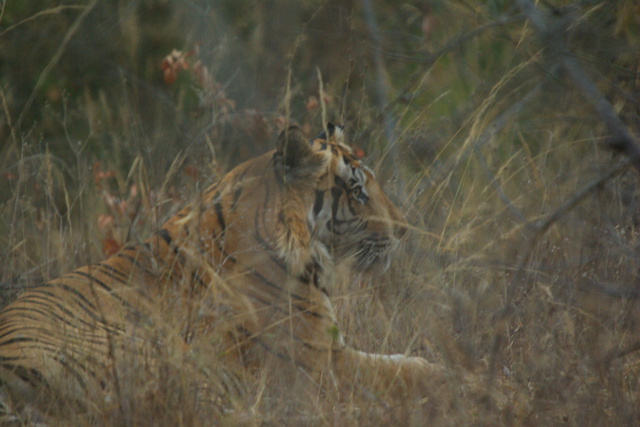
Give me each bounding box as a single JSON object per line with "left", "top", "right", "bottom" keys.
{"left": 2, "top": 0, "right": 640, "bottom": 425}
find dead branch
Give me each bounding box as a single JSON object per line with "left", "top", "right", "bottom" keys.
{"left": 583, "top": 279, "right": 640, "bottom": 300}
{"left": 15, "top": 0, "right": 99, "bottom": 133}
{"left": 380, "top": 12, "right": 522, "bottom": 122}
{"left": 515, "top": 0, "right": 640, "bottom": 172}
{"left": 486, "top": 160, "right": 629, "bottom": 390}
{"left": 480, "top": 0, "right": 640, "bottom": 392}
{"left": 361, "top": 0, "right": 398, "bottom": 161}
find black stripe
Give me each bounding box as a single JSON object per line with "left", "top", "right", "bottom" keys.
{"left": 230, "top": 169, "right": 248, "bottom": 211}
{"left": 1, "top": 295, "right": 122, "bottom": 336}
{"left": 71, "top": 271, "right": 113, "bottom": 293}
{"left": 249, "top": 269, "right": 302, "bottom": 304}
{"left": 328, "top": 186, "right": 346, "bottom": 233}
{"left": 271, "top": 152, "right": 285, "bottom": 187}
{"left": 326, "top": 218, "right": 362, "bottom": 235}
{"left": 55, "top": 354, "right": 88, "bottom": 391}
{"left": 251, "top": 195, "right": 286, "bottom": 274}
{"left": 0, "top": 364, "right": 50, "bottom": 389}
{"left": 0, "top": 325, "right": 108, "bottom": 348}
{"left": 228, "top": 267, "right": 323, "bottom": 319}
{"left": 231, "top": 185, "right": 244, "bottom": 211}
{"left": 253, "top": 230, "right": 286, "bottom": 270}
{"left": 115, "top": 252, "right": 156, "bottom": 277}
{"left": 92, "top": 264, "right": 130, "bottom": 285}
{"left": 234, "top": 326, "right": 311, "bottom": 371}
{"left": 94, "top": 265, "right": 147, "bottom": 300}
{"left": 313, "top": 190, "right": 325, "bottom": 216}
{"left": 333, "top": 176, "right": 349, "bottom": 191}
{"left": 214, "top": 201, "right": 226, "bottom": 235}
{"left": 97, "top": 262, "right": 132, "bottom": 283}
{"left": 204, "top": 182, "right": 220, "bottom": 196}
{"left": 156, "top": 228, "right": 174, "bottom": 248}
{"left": 191, "top": 271, "right": 208, "bottom": 290}
{"left": 25, "top": 289, "right": 105, "bottom": 327}
{"left": 208, "top": 191, "right": 228, "bottom": 255}
{"left": 331, "top": 186, "right": 344, "bottom": 217}
{"left": 37, "top": 282, "right": 98, "bottom": 310}
{"left": 70, "top": 271, "right": 141, "bottom": 317}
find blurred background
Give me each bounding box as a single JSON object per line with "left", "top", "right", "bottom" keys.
{"left": 2, "top": 0, "right": 640, "bottom": 424}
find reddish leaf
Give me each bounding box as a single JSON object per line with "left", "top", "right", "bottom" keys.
{"left": 306, "top": 96, "right": 319, "bottom": 111}
{"left": 1, "top": 172, "right": 17, "bottom": 181}
{"left": 352, "top": 145, "right": 366, "bottom": 159}
{"left": 184, "top": 164, "right": 200, "bottom": 179}
{"left": 102, "top": 237, "right": 121, "bottom": 257}
{"left": 97, "top": 214, "right": 114, "bottom": 232}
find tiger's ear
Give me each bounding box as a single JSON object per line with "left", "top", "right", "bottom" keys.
{"left": 313, "top": 123, "right": 344, "bottom": 142}
{"left": 276, "top": 126, "right": 325, "bottom": 180}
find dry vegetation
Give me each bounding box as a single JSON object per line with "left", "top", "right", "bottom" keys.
{"left": 2, "top": 0, "right": 640, "bottom": 425}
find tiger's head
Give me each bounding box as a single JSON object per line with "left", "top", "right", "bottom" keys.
{"left": 273, "top": 124, "right": 408, "bottom": 275}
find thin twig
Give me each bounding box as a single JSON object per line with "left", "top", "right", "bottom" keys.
{"left": 0, "top": 87, "right": 17, "bottom": 163}
{"left": 484, "top": 0, "right": 640, "bottom": 390}
{"left": 486, "top": 160, "right": 629, "bottom": 389}
{"left": 515, "top": 0, "right": 640, "bottom": 171}
{"left": 0, "top": 5, "right": 85, "bottom": 37}
{"left": 604, "top": 340, "right": 640, "bottom": 363}
{"left": 379, "top": 12, "right": 523, "bottom": 120}
{"left": 361, "top": 0, "right": 396, "bottom": 150}
{"left": 431, "top": 73, "right": 553, "bottom": 190}
{"left": 15, "top": 0, "right": 98, "bottom": 132}
{"left": 474, "top": 147, "right": 528, "bottom": 225}
{"left": 584, "top": 279, "right": 640, "bottom": 300}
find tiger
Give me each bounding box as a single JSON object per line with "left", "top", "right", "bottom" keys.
{"left": 0, "top": 124, "right": 443, "bottom": 417}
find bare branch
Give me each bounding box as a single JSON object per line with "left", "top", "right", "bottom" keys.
{"left": 15, "top": 0, "right": 99, "bottom": 132}
{"left": 486, "top": 160, "right": 629, "bottom": 390}
{"left": 583, "top": 279, "right": 640, "bottom": 300}
{"left": 0, "top": 5, "right": 85, "bottom": 38}
{"left": 515, "top": 0, "right": 640, "bottom": 171}
{"left": 473, "top": 147, "right": 528, "bottom": 225}
{"left": 361, "top": 0, "right": 397, "bottom": 151}
{"left": 381, "top": 12, "right": 523, "bottom": 119}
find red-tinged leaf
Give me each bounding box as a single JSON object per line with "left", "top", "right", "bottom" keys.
{"left": 97, "top": 214, "right": 114, "bottom": 231}
{"left": 117, "top": 201, "right": 127, "bottom": 216}
{"left": 164, "top": 68, "right": 177, "bottom": 85}
{"left": 352, "top": 146, "right": 366, "bottom": 159}
{"left": 102, "top": 237, "right": 121, "bottom": 257}
{"left": 93, "top": 161, "right": 103, "bottom": 186}
{"left": 184, "top": 164, "right": 199, "bottom": 179}
{"left": 1, "top": 172, "right": 17, "bottom": 180}
{"left": 302, "top": 122, "right": 312, "bottom": 137}
{"left": 35, "top": 212, "right": 46, "bottom": 231}
{"left": 274, "top": 116, "right": 287, "bottom": 132}
{"left": 93, "top": 162, "right": 115, "bottom": 187}
{"left": 306, "top": 96, "right": 319, "bottom": 111}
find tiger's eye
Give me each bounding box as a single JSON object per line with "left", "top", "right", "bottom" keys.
{"left": 351, "top": 186, "right": 369, "bottom": 204}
